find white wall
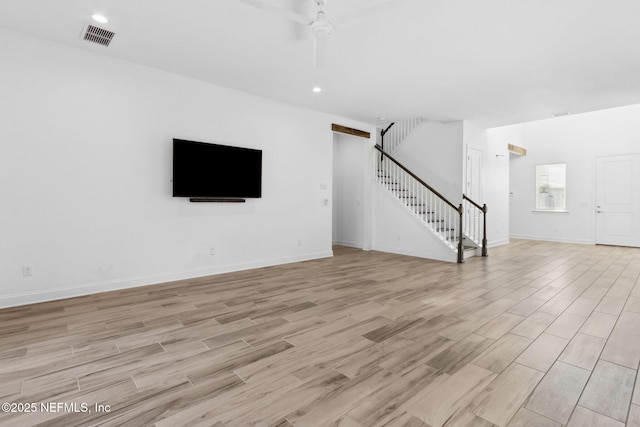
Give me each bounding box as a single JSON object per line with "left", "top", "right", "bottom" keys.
{"left": 332, "top": 133, "right": 370, "bottom": 248}
{"left": 464, "top": 122, "right": 510, "bottom": 247}
{"left": 488, "top": 104, "right": 640, "bottom": 244}
{"left": 0, "top": 28, "right": 372, "bottom": 308}
{"left": 393, "top": 120, "right": 464, "bottom": 203}
{"left": 372, "top": 185, "right": 458, "bottom": 263}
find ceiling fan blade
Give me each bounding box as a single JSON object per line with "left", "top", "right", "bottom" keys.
{"left": 336, "top": 0, "right": 406, "bottom": 27}
{"left": 239, "top": 0, "right": 312, "bottom": 25}
{"left": 314, "top": 35, "right": 327, "bottom": 68}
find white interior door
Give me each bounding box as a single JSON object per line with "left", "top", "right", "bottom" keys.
{"left": 465, "top": 148, "right": 482, "bottom": 239}
{"left": 466, "top": 148, "right": 482, "bottom": 201}
{"left": 595, "top": 154, "right": 640, "bottom": 247}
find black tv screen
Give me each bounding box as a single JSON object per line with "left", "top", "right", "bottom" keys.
{"left": 172, "top": 139, "right": 262, "bottom": 198}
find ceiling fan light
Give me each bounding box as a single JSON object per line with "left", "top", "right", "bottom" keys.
{"left": 311, "top": 11, "right": 333, "bottom": 37}
{"left": 311, "top": 22, "right": 333, "bottom": 37}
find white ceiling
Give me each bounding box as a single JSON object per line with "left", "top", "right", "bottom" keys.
{"left": 2, "top": 0, "right": 640, "bottom": 128}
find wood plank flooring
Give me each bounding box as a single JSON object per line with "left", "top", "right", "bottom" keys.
{"left": 1, "top": 239, "right": 640, "bottom": 426}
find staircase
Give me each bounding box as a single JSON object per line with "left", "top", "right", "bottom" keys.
{"left": 374, "top": 119, "right": 487, "bottom": 263}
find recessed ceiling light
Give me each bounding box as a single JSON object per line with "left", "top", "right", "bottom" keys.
{"left": 312, "top": 86, "right": 322, "bottom": 93}
{"left": 91, "top": 14, "right": 109, "bottom": 24}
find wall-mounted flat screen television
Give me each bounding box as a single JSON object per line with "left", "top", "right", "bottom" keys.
{"left": 172, "top": 139, "right": 262, "bottom": 198}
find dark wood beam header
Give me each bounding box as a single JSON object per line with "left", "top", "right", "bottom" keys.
{"left": 331, "top": 123, "right": 370, "bottom": 139}
{"left": 508, "top": 143, "right": 527, "bottom": 156}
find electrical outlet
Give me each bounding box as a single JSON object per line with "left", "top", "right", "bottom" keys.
{"left": 210, "top": 247, "right": 216, "bottom": 256}
{"left": 22, "top": 265, "right": 33, "bottom": 277}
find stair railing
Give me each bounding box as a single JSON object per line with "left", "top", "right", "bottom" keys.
{"left": 382, "top": 117, "right": 426, "bottom": 153}
{"left": 380, "top": 122, "right": 395, "bottom": 162}
{"left": 375, "top": 144, "right": 465, "bottom": 263}
{"left": 462, "top": 194, "right": 488, "bottom": 257}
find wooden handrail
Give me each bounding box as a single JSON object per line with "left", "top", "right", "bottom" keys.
{"left": 380, "top": 123, "right": 395, "bottom": 162}
{"left": 375, "top": 145, "right": 458, "bottom": 211}
{"left": 463, "top": 194, "right": 486, "bottom": 212}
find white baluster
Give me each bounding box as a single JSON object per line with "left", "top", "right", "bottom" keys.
{"left": 438, "top": 200, "right": 442, "bottom": 238}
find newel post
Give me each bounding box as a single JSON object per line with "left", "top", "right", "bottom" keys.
{"left": 457, "top": 204, "right": 464, "bottom": 263}
{"left": 482, "top": 204, "right": 488, "bottom": 257}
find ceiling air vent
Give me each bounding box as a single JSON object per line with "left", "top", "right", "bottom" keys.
{"left": 82, "top": 24, "right": 115, "bottom": 47}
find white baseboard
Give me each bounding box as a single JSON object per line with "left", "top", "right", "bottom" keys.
{"left": 488, "top": 238, "right": 510, "bottom": 247}
{"left": 332, "top": 240, "right": 363, "bottom": 249}
{"left": 0, "top": 251, "right": 333, "bottom": 309}
{"left": 509, "top": 234, "right": 593, "bottom": 245}
{"left": 372, "top": 244, "right": 457, "bottom": 263}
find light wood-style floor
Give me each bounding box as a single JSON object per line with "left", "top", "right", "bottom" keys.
{"left": 2, "top": 240, "right": 640, "bottom": 426}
